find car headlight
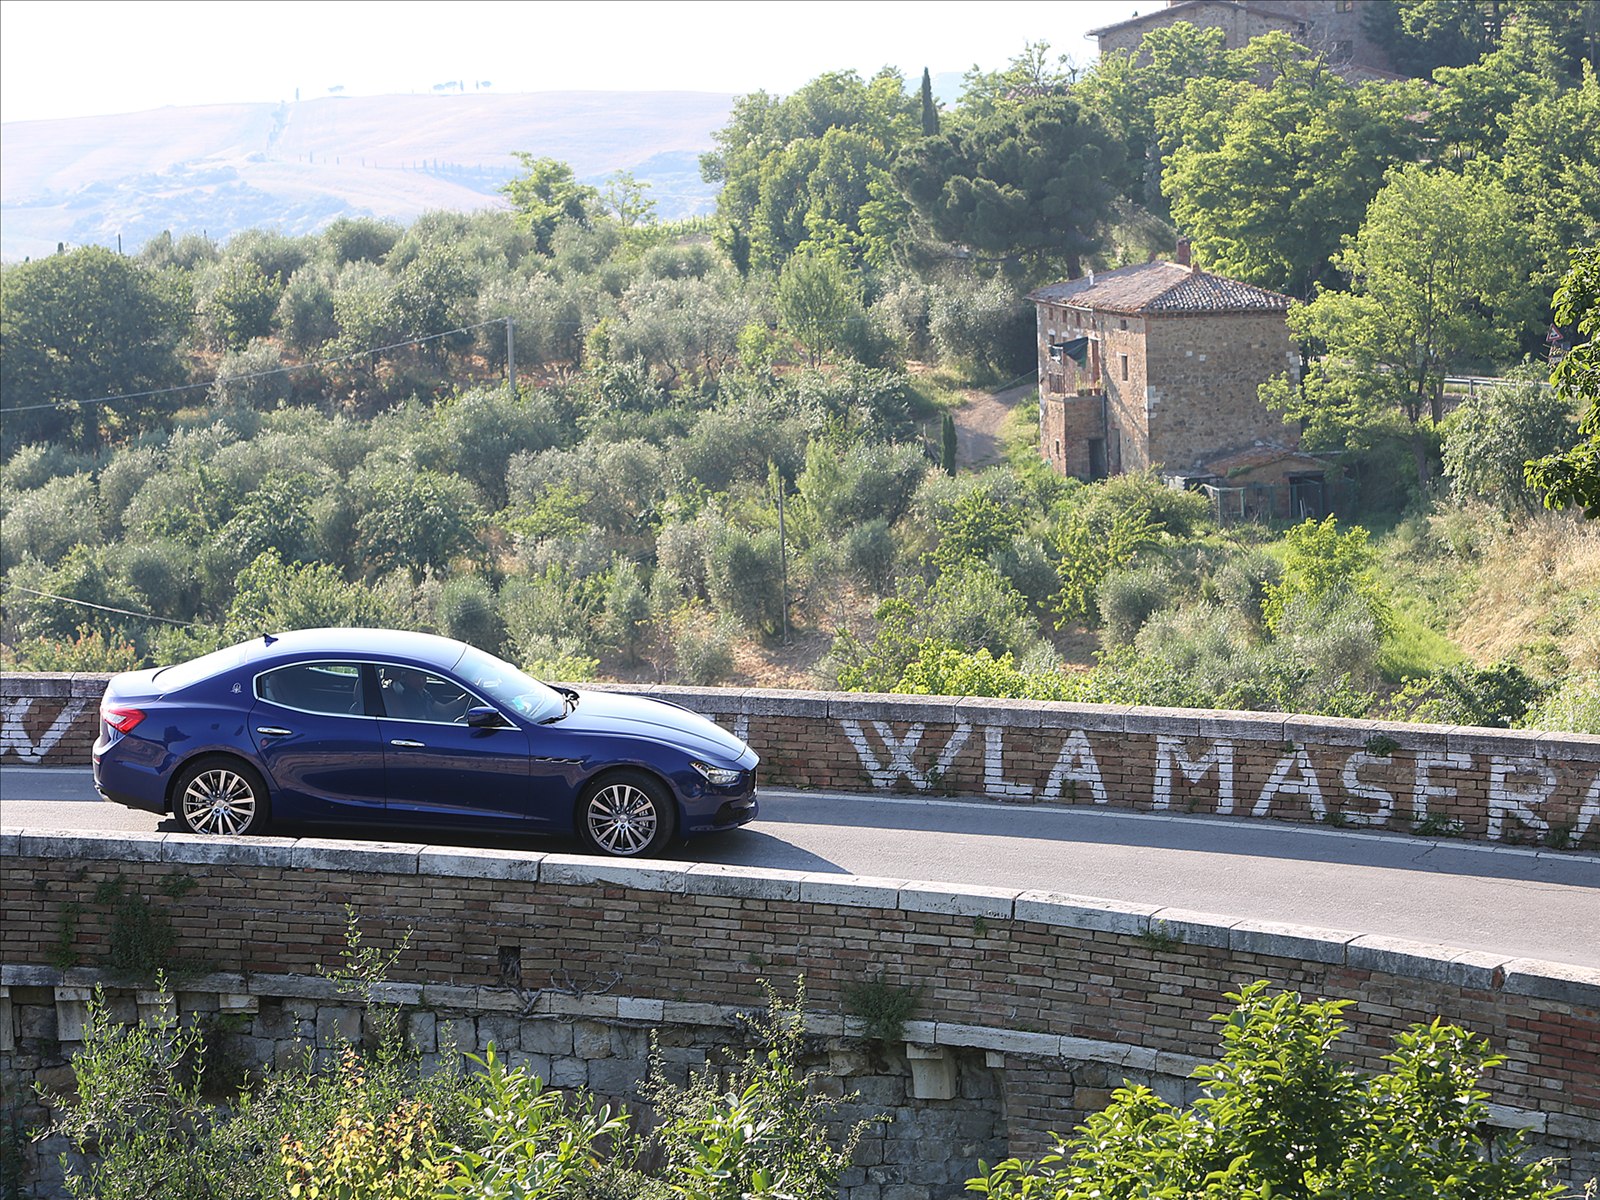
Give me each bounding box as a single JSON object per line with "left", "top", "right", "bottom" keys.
{"left": 691, "top": 761, "right": 743, "bottom": 786}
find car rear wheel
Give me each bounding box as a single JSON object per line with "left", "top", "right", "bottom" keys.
{"left": 577, "top": 770, "right": 675, "bottom": 857}
{"left": 174, "top": 756, "right": 270, "bottom": 837}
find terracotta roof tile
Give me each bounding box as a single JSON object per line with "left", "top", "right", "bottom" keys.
{"left": 1029, "top": 260, "right": 1290, "bottom": 315}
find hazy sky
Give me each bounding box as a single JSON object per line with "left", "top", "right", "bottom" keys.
{"left": 0, "top": 0, "right": 1140, "bottom": 123}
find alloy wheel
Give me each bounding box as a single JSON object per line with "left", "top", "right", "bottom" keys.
{"left": 585, "top": 781, "right": 660, "bottom": 856}
{"left": 181, "top": 768, "right": 259, "bottom": 836}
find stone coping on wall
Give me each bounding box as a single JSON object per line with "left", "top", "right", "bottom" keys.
{"left": 8, "top": 827, "right": 1598, "bottom": 1009}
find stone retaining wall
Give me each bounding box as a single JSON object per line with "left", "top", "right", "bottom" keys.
{"left": 3, "top": 832, "right": 1597, "bottom": 1195}
{"left": 7, "top": 672, "right": 1597, "bottom": 850}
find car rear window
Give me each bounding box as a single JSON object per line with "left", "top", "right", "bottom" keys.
{"left": 152, "top": 644, "right": 247, "bottom": 692}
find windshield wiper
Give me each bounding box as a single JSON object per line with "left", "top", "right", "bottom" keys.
{"left": 540, "top": 686, "right": 580, "bottom": 724}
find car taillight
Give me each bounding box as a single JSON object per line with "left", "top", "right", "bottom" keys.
{"left": 102, "top": 703, "right": 145, "bottom": 733}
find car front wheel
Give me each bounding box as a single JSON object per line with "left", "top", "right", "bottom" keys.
{"left": 174, "top": 756, "right": 270, "bottom": 837}
{"left": 577, "top": 770, "right": 675, "bottom": 857}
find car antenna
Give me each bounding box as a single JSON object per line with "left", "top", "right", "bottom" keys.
{"left": 263, "top": 633, "right": 277, "bottom": 646}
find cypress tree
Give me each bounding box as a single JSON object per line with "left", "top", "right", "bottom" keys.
{"left": 941, "top": 412, "right": 958, "bottom": 475}
{"left": 921, "top": 68, "right": 940, "bottom": 136}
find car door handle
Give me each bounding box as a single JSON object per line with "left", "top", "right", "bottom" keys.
{"left": 256, "top": 726, "right": 293, "bottom": 736}
{"left": 389, "top": 739, "right": 425, "bottom": 748}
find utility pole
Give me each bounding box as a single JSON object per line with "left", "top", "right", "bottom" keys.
{"left": 505, "top": 316, "right": 516, "bottom": 398}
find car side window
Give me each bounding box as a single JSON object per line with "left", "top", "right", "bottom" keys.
{"left": 375, "top": 664, "right": 477, "bottom": 724}
{"left": 257, "top": 662, "right": 365, "bottom": 716}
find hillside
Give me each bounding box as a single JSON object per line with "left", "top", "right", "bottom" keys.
{"left": 0, "top": 90, "right": 733, "bottom": 260}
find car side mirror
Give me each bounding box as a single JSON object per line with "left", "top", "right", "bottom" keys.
{"left": 466, "top": 706, "right": 507, "bottom": 728}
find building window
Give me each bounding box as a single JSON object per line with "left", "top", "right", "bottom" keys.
{"left": 1119, "top": 318, "right": 1128, "bottom": 330}
{"left": 1120, "top": 354, "right": 1129, "bottom": 381}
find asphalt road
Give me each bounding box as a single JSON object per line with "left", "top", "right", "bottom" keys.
{"left": 3, "top": 764, "right": 1597, "bottom": 969}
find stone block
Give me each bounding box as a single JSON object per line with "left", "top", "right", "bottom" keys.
{"left": 22, "top": 831, "right": 163, "bottom": 861}
{"left": 936, "top": 1023, "right": 1059, "bottom": 1057}
{"left": 1444, "top": 726, "right": 1549, "bottom": 759}
{"left": 897, "top": 883, "right": 1018, "bottom": 921}
{"left": 316, "top": 1006, "right": 362, "bottom": 1048}
{"left": 520, "top": 1018, "right": 574, "bottom": 1056}
{"left": 739, "top": 688, "right": 828, "bottom": 718}
{"left": 904, "top": 1045, "right": 957, "bottom": 1101}
{"left": 825, "top": 693, "right": 962, "bottom": 723}
{"left": 1145, "top": 907, "right": 1235, "bottom": 949}
{"left": 1346, "top": 935, "right": 1473, "bottom": 984}
{"left": 1542, "top": 731, "right": 1600, "bottom": 761}
{"left": 1484, "top": 1103, "right": 1546, "bottom": 1132}
{"left": 291, "top": 840, "right": 420, "bottom": 875}
{"left": 53, "top": 986, "right": 93, "bottom": 1043}
{"left": 616, "top": 996, "right": 664, "bottom": 1023}
{"left": 417, "top": 846, "right": 543, "bottom": 881}
{"left": 800, "top": 874, "right": 908, "bottom": 910}
{"left": 538, "top": 854, "right": 688, "bottom": 893}
{"left": 161, "top": 834, "right": 296, "bottom": 866}
{"left": 407, "top": 1009, "right": 437, "bottom": 1054}
{"left": 1013, "top": 891, "right": 1156, "bottom": 936}
{"left": 1044, "top": 701, "right": 1143, "bottom": 734}
{"left": 587, "top": 1055, "right": 646, "bottom": 1098}
{"left": 477, "top": 1014, "right": 522, "bottom": 1055}
{"left": 1500, "top": 958, "right": 1600, "bottom": 1007}
{"left": 1229, "top": 919, "right": 1358, "bottom": 965}
{"left": 551, "top": 1055, "right": 589, "bottom": 1090}
{"left": 684, "top": 863, "right": 807, "bottom": 901}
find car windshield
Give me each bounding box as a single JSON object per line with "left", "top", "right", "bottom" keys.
{"left": 451, "top": 645, "right": 564, "bottom": 723}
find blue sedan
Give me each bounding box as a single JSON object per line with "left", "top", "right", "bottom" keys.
{"left": 92, "top": 628, "right": 758, "bottom": 857}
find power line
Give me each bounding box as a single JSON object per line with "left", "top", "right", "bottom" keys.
{"left": 1, "top": 583, "right": 203, "bottom": 628}
{"left": 1, "top": 318, "right": 509, "bottom": 414}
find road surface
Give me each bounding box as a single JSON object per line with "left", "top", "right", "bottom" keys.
{"left": 3, "top": 764, "right": 1596, "bottom": 968}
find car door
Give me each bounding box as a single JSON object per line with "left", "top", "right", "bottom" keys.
{"left": 250, "top": 660, "right": 387, "bottom": 821}
{"left": 372, "top": 662, "right": 540, "bottom": 828}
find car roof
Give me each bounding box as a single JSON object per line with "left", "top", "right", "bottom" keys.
{"left": 248, "top": 627, "right": 469, "bottom": 672}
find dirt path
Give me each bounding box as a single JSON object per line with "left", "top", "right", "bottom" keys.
{"left": 953, "top": 377, "right": 1036, "bottom": 468}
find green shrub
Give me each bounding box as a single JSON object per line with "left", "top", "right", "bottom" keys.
{"left": 968, "top": 981, "right": 1564, "bottom": 1199}
{"left": 1097, "top": 564, "right": 1177, "bottom": 647}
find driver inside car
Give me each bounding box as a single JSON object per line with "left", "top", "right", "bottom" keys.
{"left": 382, "top": 666, "right": 467, "bottom": 722}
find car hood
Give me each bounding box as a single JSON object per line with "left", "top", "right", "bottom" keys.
{"left": 557, "top": 690, "right": 755, "bottom": 767}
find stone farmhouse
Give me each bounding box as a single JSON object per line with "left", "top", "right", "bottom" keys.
{"left": 1090, "top": 0, "right": 1401, "bottom": 80}
{"left": 1029, "top": 243, "right": 1339, "bottom": 519}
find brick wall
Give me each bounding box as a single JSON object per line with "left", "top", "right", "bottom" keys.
{"left": 3, "top": 834, "right": 1597, "bottom": 1194}
{"left": 5, "top": 674, "right": 1598, "bottom": 850}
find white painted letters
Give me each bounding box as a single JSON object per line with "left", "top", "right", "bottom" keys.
{"left": 982, "top": 726, "right": 1033, "bottom": 800}
{"left": 0, "top": 697, "right": 88, "bottom": 764}
{"left": 1044, "top": 729, "right": 1108, "bottom": 804}
{"left": 1254, "top": 748, "right": 1326, "bottom": 820}
{"left": 839, "top": 720, "right": 970, "bottom": 791}
{"left": 1413, "top": 751, "right": 1472, "bottom": 822}
{"left": 1487, "top": 756, "right": 1557, "bottom": 840}
{"left": 1153, "top": 736, "right": 1235, "bottom": 815}
{"left": 1575, "top": 771, "right": 1600, "bottom": 844}
{"left": 1339, "top": 752, "right": 1397, "bottom": 827}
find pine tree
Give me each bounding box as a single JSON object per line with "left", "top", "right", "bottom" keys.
{"left": 920, "top": 68, "right": 940, "bottom": 136}
{"left": 941, "top": 412, "right": 958, "bottom": 475}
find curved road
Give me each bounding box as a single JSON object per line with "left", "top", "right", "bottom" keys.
{"left": 3, "top": 765, "right": 1597, "bottom": 969}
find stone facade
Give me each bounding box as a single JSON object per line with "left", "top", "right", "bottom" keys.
{"left": 6, "top": 674, "right": 1599, "bottom": 850}
{"left": 3, "top": 836, "right": 1598, "bottom": 1196}
{"left": 1090, "top": 0, "right": 1399, "bottom": 77}
{"left": 1030, "top": 259, "right": 1300, "bottom": 484}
